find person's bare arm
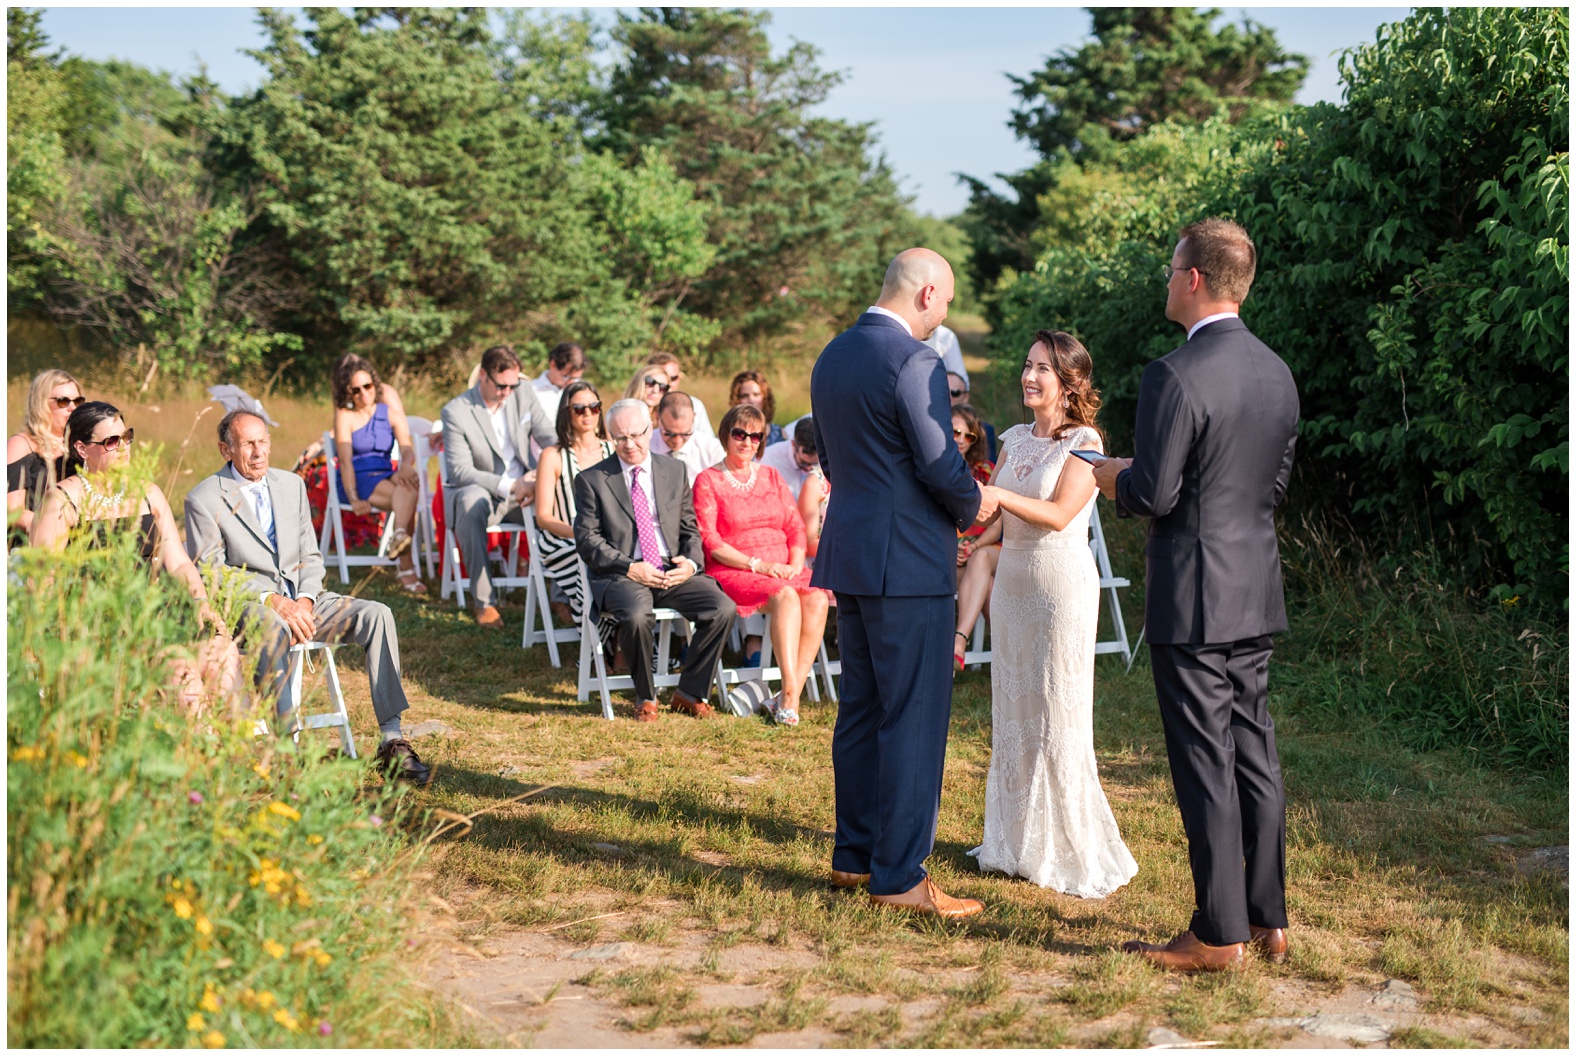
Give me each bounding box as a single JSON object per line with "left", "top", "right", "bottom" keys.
{"left": 147, "top": 486, "right": 225, "bottom": 634}
{"left": 388, "top": 402, "right": 418, "bottom": 490}
{"left": 29, "top": 482, "right": 77, "bottom": 549}
{"left": 533, "top": 446, "right": 573, "bottom": 539}
{"left": 992, "top": 443, "right": 1100, "bottom": 532}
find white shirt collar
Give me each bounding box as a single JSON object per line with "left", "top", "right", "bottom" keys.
{"left": 1187, "top": 311, "right": 1239, "bottom": 341}
{"left": 865, "top": 304, "right": 913, "bottom": 337}
{"left": 618, "top": 451, "right": 653, "bottom": 484}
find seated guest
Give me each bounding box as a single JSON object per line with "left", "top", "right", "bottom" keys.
{"left": 330, "top": 352, "right": 409, "bottom": 417}
{"left": 760, "top": 417, "right": 820, "bottom": 500}
{"left": 951, "top": 403, "right": 1000, "bottom": 670}
{"left": 798, "top": 448, "right": 828, "bottom": 564}
{"left": 728, "top": 370, "right": 785, "bottom": 451}
{"left": 440, "top": 344, "right": 556, "bottom": 629}
{"left": 648, "top": 351, "right": 715, "bottom": 438}
{"left": 623, "top": 365, "right": 672, "bottom": 426}
{"left": 574, "top": 399, "right": 736, "bottom": 721}
{"left": 184, "top": 409, "right": 431, "bottom": 783}
{"left": 948, "top": 373, "right": 997, "bottom": 460}
{"left": 331, "top": 354, "right": 425, "bottom": 594}
{"left": 533, "top": 380, "right": 612, "bottom": 628}
{"left": 532, "top": 341, "right": 587, "bottom": 426}
{"left": 693, "top": 404, "right": 830, "bottom": 727}
{"left": 651, "top": 391, "right": 724, "bottom": 483}
{"left": 925, "top": 323, "right": 969, "bottom": 384}
{"left": 8, "top": 368, "right": 83, "bottom": 545}
{"left": 32, "top": 401, "right": 242, "bottom": 713}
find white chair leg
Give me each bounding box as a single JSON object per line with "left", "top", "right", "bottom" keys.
{"left": 817, "top": 640, "right": 838, "bottom": 702}
{"left": 591, "top": 623, "right": 614, "bottom": 720}
{"left": 320, "top": 648, "right": 355, "bottom": 759}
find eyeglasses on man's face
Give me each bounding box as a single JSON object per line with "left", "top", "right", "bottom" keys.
{"left": 1162, "top": 262, "right": 1209, "bottom": 282}
{"left": 661, "top": 428, "right": 693, "bottom": 442}
{"left": 610, "top": 425, "right": 650, "bottom": 446}
{"left": 53, "top": 395, "right": 86, "bottom": 410}
{"left": 85, "top": 427, "right": 136, "bottom": 451}
{"left": 487, "top": 372, "right": 520, "bottom": 393}
{"left": 948, "top": 388, "right": 966, "bottom": 399}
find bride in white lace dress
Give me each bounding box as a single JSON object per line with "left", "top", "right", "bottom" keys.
{"left": 969, "top": 330, "right": 1138, "bottom": 898}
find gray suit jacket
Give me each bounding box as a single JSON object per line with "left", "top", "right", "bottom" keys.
{"left": 1114, "top": 318, "right": 1299, "bottom": 645}
{"left": 439, "top": 383, "right": 556, "bottom": 494}
{"left": 573, "top": 453, "right": 703, "bottom": 604}
{"left": 184, "top": 464, "right": 326, "bottom": 602}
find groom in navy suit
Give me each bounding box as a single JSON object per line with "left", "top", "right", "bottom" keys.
{"left": 811, "top": 249, "right": 998, "bottom": 918}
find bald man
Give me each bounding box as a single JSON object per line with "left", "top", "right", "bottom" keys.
{"left": 810, "top": 248, "right": 999, "bottom": 918}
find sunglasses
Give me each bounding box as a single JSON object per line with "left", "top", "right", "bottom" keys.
{"left": 948, "top": 389, "right": 966, "bottom": 399}
{"left": 53, "top": 395, "right": 87, "bottom": 410}
{"left": 661, "top": 429, "right": 693, "bottom": 441}
{"left": 953, "top": 428, "right": 977, "bottom": 441}
{"left": 729, "top": 428, "right": 765, "bottom": 444}
{"left": 487, "top": 373, "right": 520, "bottom": 392}
{"left": 643, "top": 377, "right": 671, "bottom": 393}
{"left": 350, "top": 381, "right": 377, "bottom": 395}
{"left": 569, "top": 401, "right": 602, "bottom": 416}
{"left": 84, "top": 427, "right": 136, "bottom": 451}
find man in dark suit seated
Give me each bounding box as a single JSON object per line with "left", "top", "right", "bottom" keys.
{"left": 573, "top": 398, "right": 737, "bottom": 721}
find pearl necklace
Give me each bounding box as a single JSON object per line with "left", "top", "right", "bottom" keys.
{"left": 79, "top": 475, "right": 128, "bottom": 512}
{"left": 720, "top": 460, "right": 758, "bottom": 492}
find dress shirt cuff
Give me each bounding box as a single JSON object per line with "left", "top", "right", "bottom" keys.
{"left": 260, "top": 590, "right": 275, "bottom": 605}
{"left": 496, "top": 473, "right": 517, "bottom": 499}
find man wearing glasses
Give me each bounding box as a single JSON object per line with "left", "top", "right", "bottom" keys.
{"left": 759, "top": 417, "right": 821, "bottom": 500}
{"left": 572, "top": 399, "right": 736, "bottom": 721}
{"left": 650, "top": 391, "right": 724, "bottom": 485}
{"left": 440, "top": 344, "right": 558, "bottom": 628}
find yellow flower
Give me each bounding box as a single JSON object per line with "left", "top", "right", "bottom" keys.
{"left": 306, "top": 834, "right": 324, "bottom": 845}
{"left": 171, "top": 896, "right": 194, "bottom": 919}
{"left": 252, "top": 762, "right": 269, "bottom": 779}
{"left": 187, "top": 1013, "right": 206, "bottom": 1031}
{"left": 313, "top": 951, "right": 333, "bottom": 967}
{"left": 293, "top": 886, "right": 312, "bottom": 907}
{"left": 199, "top": 987, "right": 220, "bottom": 1013}
{"left": 10, "top": 746, "right": 43, "bottom": 762}
{"left": 195, "top": 914, "right": 214, "bottom": 936}
{"left": 267, "top": 801, "right": 301, "bottom": 821}
{"left": 64, "top": 749, "right": 88, "bottom": 768}
{"left": 255, "top": 990, "right": 276, "bottom": 1010}
{"left": 263, "top": 939, "right": 285, "bottom": 959}
{"left": 201, "top": 1030, "right": 226, "bottom": 1048}
{"left": 272, "top": 1008, "right": 300, "bottom": 1032}
{"left": 170, "top": 878, "right": 184, "bottom": 890}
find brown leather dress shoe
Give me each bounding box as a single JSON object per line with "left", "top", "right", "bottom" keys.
{"left": 632, "top": 699, "right": 659, "bottom": 722}
{"left": 869, "top": 877, "right": 984, "bottom": 919}
{"left": 830, "top": 869, "right": 870, "bottom": 889}
{"left": 668, "top": 690, "right": 714, "bottom": 719}
{"left": 1120, "top": 931, "right": 1245, "bottom": 973}
{"left": 1249, "top": 925, "right": 1288, "bottom": 964}
{"left": 475, "top": 605, "right": 504, "bottom": 629}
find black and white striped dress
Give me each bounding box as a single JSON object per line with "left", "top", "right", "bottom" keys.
{"left": 538, "top": 440, "right": 614, "bottom": 627}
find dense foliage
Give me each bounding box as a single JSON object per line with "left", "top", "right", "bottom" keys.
{"left": 986, "top": 7, "right": 1569, "bottom": 603}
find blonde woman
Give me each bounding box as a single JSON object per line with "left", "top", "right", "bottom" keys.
{"left": 623, "top": 365, "right": 672, "bottom": 424}
{"left": 8, "top": 369, "right": 83, "bottom": 542}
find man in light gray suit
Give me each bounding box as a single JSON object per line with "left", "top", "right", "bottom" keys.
{"left": 185, "top": 409, "right": 431, "bottom": 785}
{"left": 440, "top": 344, "right": 557, "bottom": 628}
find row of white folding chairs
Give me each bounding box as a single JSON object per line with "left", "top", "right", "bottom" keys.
{"left": 320, "top": 417, "right": 440, "bottom": 584}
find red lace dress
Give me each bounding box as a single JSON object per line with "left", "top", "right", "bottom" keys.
{"left": 693, "top": 462, "right": 828, "bottom": 616}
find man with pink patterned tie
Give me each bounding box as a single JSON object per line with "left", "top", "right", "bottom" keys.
{"left": 572, "top": 399, "right": 737, "bottom": 721}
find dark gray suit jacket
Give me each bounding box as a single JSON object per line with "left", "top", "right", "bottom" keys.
{"left": 573, "top": 453, "right": 704, "bottom": 606}
{"left": 1115, "top": 317, "right": 1299, "bottom": 645}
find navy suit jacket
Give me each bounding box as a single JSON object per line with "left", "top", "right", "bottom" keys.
{"left": 810, "top": 312, "right": 983, "bottom": 597}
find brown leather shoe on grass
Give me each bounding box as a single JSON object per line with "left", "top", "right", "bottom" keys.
{"left": 1249, "top": 925, "right": 1289, "bottom": 964}
{"left": 1120, "top": 930, "right": 1245, "bottom": 973}
{"left": 668, "top": 690, "right": 714, "bottom": 719}
{"left": 830, "top": 869, "right": 870, "bottom": 889}
{"left": 475, "top": 605, "right": 504, "bottom": 629}
{"left": 632, "top": 699, "right": 660, "bottom": 722}
{"left": 869, "top": 877, "right": 984, "bottom": 919}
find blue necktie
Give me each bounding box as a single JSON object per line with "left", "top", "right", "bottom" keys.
{"left": 252, "top": 484, "right": 278, "bottom": 552}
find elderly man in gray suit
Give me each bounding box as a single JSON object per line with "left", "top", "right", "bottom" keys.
{"left": 440, "top": 344, "right": 557, "bottom": 628}
{"left": 184, "top": 409, "right": 431, "bottom": 785}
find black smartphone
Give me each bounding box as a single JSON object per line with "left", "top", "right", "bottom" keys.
{"left": 1069, "top": 449, "right": 1106, "bottom": 464}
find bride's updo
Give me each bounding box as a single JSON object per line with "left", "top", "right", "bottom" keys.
{"left": 1033, "top": 329, "right": 1103, "bottom": 445}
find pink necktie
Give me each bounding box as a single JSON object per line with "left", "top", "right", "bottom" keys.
{"left": 629, "top": 466, "right": 666, "bottom": 569}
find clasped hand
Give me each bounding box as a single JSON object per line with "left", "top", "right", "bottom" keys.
{"left": 1089, "top": 457, "right": 1133, "bottom": 500}
{"left": 974, "top": 483, "right": 1001, "bottom": 525}
{"left": 628, "top": 560, "right": 693, "bottom": 590}
{"left": 268, "top": 594, "right": 317, "bottom": 645}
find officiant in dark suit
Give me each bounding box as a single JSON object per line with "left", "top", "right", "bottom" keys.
{"left": 1094, "top": 218, "right": 1300, "bottom": 972}
{"left": 811, "top": 249, "right": 999, "bottom": 919}
{"left": 573, "top": 399, "right": 736, "bottom": 722}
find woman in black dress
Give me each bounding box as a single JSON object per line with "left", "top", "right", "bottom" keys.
{"left": 7, "top": 368, "right": 82, "bottom": 546}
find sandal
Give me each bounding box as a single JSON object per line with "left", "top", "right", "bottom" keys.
{"left": 954, "top": 631, "right": 969, "bottom": 672}
{"left": 386, "top": 528, "right": 413, "bottom": 559}
{"left": 397, "top": 567, "right": 428, "bottom": 595}
{"left": 767, "top": 693, "right": 799, "bottom": 727}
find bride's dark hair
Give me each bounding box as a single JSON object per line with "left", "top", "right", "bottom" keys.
{"left": 1032, "top": 329, "right": 1104, "bottom": 446}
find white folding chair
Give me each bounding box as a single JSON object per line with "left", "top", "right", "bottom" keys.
{"left": 520, "top": 519, "right": 581, "bottom": 666}
{"left": 718, "top": 612, "right": 836, "bottom": 704}
{"left": 574, "top": 562, "right": 727, "bottom": 721}
{"left": 319, "top": 430, "right": 399, "bottom": 584}
{"left": 439, "top": 519, "right": 530, "bottom": 609}
{"left": 270, "top": 642, "right": 357, "bottom": 758}
{"left": 406, "top": 416, "right": 438, "bottom": 580}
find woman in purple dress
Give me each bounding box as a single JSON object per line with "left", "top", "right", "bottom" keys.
{"left": 331, "top": 355, "right": 424, "bottom": 593}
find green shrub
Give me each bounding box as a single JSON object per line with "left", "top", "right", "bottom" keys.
{"left": 6, "top": 457, "right": 445, "bottom": 1046}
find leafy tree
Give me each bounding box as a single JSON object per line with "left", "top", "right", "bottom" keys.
{"left": 7, "top": 8, "right": 68, "bottom": 298}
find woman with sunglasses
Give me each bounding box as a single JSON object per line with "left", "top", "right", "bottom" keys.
{"left": 623, "top": 366, "right": 672, "bottom": 424}
{"left": 532, "top": 380, "right": 613, "bottom": 628}
{"left": 692, "top": 404, "right": 831, "bottom": 726}
{"left": 951, "top": 403, "right": 1002, "bottom": 670}
{"left": 31, "top": 401, "right": 242, "bottom": 713}
{"left": 331, "top": 355, "right": 424, "bottom": 593}
{"left": 727, "top": 370, "right": 784, "bottom": 455}
{"left": 8, "top": 368, "right": 84, "bottom": 545}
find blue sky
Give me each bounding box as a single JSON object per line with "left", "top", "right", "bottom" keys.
{"left": 37, "top": 5, "right": 1411, "bottom": 216}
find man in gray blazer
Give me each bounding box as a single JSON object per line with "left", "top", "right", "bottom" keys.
{"left": 185, "top": 409, "right": 431, "bottom": 785}
{"left": 440, "top": 344, "right": 557, "bottom": 628}
{"left": 1094, "top": 218, "right": 1299, "bottom": 972}
{"left": 573, "top": 399, "right": 736, "bottom": 721}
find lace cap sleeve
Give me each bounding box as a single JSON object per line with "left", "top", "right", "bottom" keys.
{"left": 998, "top": 423, "right": 1029, "bottom": 455}
{"left": 1071, "top": 425, "right": 1103, "bottom": 454}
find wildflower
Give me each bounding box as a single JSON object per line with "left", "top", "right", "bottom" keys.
{"left": 188, "top": 791, "right": 205, "bottom": 805}
{"left": 294, "top": 885, "right": 313, "bottom": 907}
{"left": 263, "top": 939, "right": 285, "bottom": 959}
{"left": 267, "top": 801, "right": 301, "bottom": 821}
{"left": 187, "top": 1013, "right": 206, "bottom": 1031}
{"left": 171, "top": 896, "right": 194, "bottom": 919}
{"left": 369, "top": 814, "right": 383, "bottom": 828}
{"left": 201, "top": 1030, "right": 226, "bottom": 1048}
{"left": 307, "top": 834, "right": 324, "bottom": 845}
{"left": 10, "top": 746, "right": 43, "bottom": 762}
{"left": 255, "top": 990, "right": 277, "bottom": 1010}
{"left": 195, "top": 913, "right": 214, "bottom": 936}
{"left": 252, "top": 763, "right": 269, "bottom": 778}
{"left": 200, "top": 987, "right": 220, "bottom": 1013}
{"left": 314, "top": 951, "right": 333, "bottom": 967}
{"left": 1502, "top": 595, "right": 1521, "bottom": 607}
{"left": 170, "top": 878, "right": 184, "bottom": 890}
{"left": 272, "top": 1008, "right": 300, "bottom": 1032}
{"left": 64, "top": 749, "right": 89, "bottom": 768}
{"left": 318, "top": 1022, "right": 333, "bottom": 1036}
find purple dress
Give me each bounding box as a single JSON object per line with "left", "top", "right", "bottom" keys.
{"left": 336, "top": 404, "right": 396, "bottom": 504}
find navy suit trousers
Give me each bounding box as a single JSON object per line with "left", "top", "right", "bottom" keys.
{"left": 830, "top": 592, "right": 956, "bottom": 895}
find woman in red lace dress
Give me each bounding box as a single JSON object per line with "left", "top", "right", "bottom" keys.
{"left": 693, "top": 404, "right": 831, "bottom": 726}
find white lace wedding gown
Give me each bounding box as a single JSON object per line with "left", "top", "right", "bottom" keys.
{"left": 969, "top": 423, "right": 1138, "bottom": 897}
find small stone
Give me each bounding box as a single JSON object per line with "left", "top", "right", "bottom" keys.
{"left": 1516, "top": 846, "right": 1568, "bottom": 876}
{"left": 497, "top": 765, "right": 526, "bottom": 778}
{"left": 1301, "top": 1013, "right": 1393, "bottom": 1043}
{"left": 1509, "top": 1006, "right": 1547, "bottom": 1025}
{"left": 1254, "top": 1017, "right": 1306, "bottom": 1031}
{"left": 1480, "top": 835, "right": 1515, "bottom": 845}
{"left": 406, "top": 720, "right": 454, "bottom": 739}
{"left": 566, "top": 942, "right": 633, "bottom": 961}
{"left": 592, "top": 842, "right": 625, "bottom": 856}
{"left": 1146, "top": 1026, "right": 1191, "bottom": 1047}
{"left": 1372, "top": 979, "right": 1420, "bottom": 1011}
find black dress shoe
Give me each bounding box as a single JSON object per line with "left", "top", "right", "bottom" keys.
{"left": 375, "top": 737, "right": 433, "bottom": 786}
